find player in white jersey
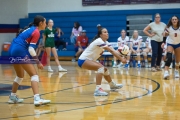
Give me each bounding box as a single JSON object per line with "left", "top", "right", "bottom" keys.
{"left": 162, "top": 16, "right": 180, "bottom": 79}
{"left": 113, "top": 29, "right": 129, "bottom": 68}
{"left": 124, "top": 30, "right": 142, "bottom": 68}
{"left": 142, "top": 37, "right": 152, "bottom": 68}
{"left": 78, "top": 28, "right": 126, "bottom": 96}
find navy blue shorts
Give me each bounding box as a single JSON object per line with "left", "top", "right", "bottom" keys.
{"left": 75, "top": 46, "right": 87, "bottom": 52}
{"left": 78, "top": 59, "right": 86, "bottom": 68}
{"left": 167, "top": 43, "right": 180, "bottom": 50}
{"left": 133, "top": 47, "right": 142, "bottom": 51}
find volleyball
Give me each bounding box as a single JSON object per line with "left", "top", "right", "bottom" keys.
{"left": 118, "top": 45, "right": 129, "bottom": 56}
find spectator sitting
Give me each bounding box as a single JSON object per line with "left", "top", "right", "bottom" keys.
{"left": 72, "top": 30, "right": 88, "bottom": 62}
{"left": 70, "top": 22, "right": 83, "bottom": 45}
{"left": 54, "top": 27, "right": 67, "bottom": 51}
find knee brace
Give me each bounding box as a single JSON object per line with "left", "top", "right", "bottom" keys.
{"left": 31, "top": 75, "right": 39, "bottom": 82}
{"left": 165, "top": 52, "right": 172, "bottom": 66}
{"left": 97, "top": 67, "right": 105, "bottom": 74}
{"left": 14, "top": 76, "right": 23, "bottom": 85}
{"left": 104, "top": 69, "right": 110, "bottom": 76}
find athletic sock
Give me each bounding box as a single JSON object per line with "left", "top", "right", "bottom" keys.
{"left": 96, "top": 85, "right": 101, "bottom": 90}
{"left": 11, "top": 93, "right": 16, "bottom": 96}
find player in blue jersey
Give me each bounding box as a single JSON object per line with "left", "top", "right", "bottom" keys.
{"left": 8, "top": 15, "right": 51, "bottom": 106}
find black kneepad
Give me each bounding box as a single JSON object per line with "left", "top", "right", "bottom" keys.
{"left": 165, "top": 52, "right": 172, "bottom": 66}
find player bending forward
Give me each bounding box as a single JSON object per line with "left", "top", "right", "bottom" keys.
{"left": 78, "top": 28, "right": 128, "bottom": 96}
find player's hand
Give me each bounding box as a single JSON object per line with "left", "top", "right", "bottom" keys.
{"left": 161, "top": 43, "right": 165, "bottom": 49}
{"left": 37, "top": 63, "right": 44, "bottom": 70}
{"left": 150, "top": 32, "right": 156, "bottom": 37}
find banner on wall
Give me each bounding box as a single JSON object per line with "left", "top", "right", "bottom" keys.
{"left": 82, "top": 0, "right": 180, "bottom": 6}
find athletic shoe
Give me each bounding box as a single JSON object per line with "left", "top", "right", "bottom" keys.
{"left": 137, "top": 63, "right": 141, "bottom": 68}
{"left": 94, "top": 88, "right": 108, "bottom": 96}
{"left": 124, "top": 63, "right": 129, "bottom": 68}
{"left": 161, "top": 61, "right": 165, "bottom": 68}
{"left": 174, "top": 70, "right": 179, "bottom": 78}
{"left": 118, "top": 63, "right": 124, "bottom": 68}
{"left": 112, "top": 63, "right": 117, "bottom": 68}
{"left": 145, "top": 62, "right": 149, "bottom": 68}
{"left": 110, "top": 81, "right": 123, "bottom": 91}
{"left": 8, "top": 95, "right": 24, "bottom": 104}
{"left": 164, "top": 71, "right": 170, "bottom": 79}
{"left": 34, "top": 97, "right": 51, "bottom": 106}
{"left": 48, "top": 68, "right": 53, "bottom": 72}
{"left": 59, "top": 67, "right": 67, "bottom": 72}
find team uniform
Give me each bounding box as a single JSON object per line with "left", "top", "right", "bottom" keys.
{"left": 44, "top": 28, "right": 56, "bottom": 48}
{"left": 164, "top": 26, "right": 180, "bottom": 79}
{"left": 117, "top": 36, "right": 129, "bottom": 46}
{"left": 78, "top": 38, "right": 123, "bottom": 96}
{"left": 146, "top": 37, "right": 151, "bottom": 49}
{"left": 131, "top": 36, "right": 143, "bottom": 51}
{"left": 10, "top": 26, "right": 40, "bottom": 59}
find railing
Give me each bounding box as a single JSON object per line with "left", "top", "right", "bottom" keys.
{"left": 82, "top": 0, "right": 180, "bottom": 6}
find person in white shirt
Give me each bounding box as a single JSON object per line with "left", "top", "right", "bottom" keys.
{"left": 70, "top": 22, "right": 82, "bottom": 45}
{"left": 162, "top": 16, "right": 180, "bottom": 79}
{"left": 124, "top": 30, "right": 142, "bottom": 68}
{"left": 78, "top": 28, "right": 126, "bottom": 96}
{"left": 113, "top": 29, "right": 129, "bottom": 68}
{"left": 143, "top": 13, "right": 166, "bottom": 72}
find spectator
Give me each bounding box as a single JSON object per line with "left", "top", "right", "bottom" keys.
{"left": 70, "top": 22, "right": 82, "bottom": 45}
{"left": 54, "top": 27, "right": 67, "bottom": 51}
{"left": 143, "top": 13, "right": 166, "bottom": 72}
{"left": 72, "top": 30, "right": 88, "bottom": 62}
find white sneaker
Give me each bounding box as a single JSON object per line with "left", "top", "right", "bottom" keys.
{"left": 94, "top": 88, "right": 108, "bottom": 96}
{"left": 164, "top": 71, "right": 170, "bottom": 79}
{"left": 59, "top": 67, "right": 67, "bottom": 72}
{"left": 112, "top": 63, "right": 117, "bottom": 68}
{"left": 8, "top": 95, "right": 24, "bottom": 104}
{"left": 48, "top": 68, "right": 53, "bottom": 72}
{"left": 34, "top": 97, "right": 51, "bottom": 106}
{"left": 110, "top": 81, "right": 123, "bottom": 91}
{"left": 161, "top": 61, "right": 165, "bottom": 68}
{"left": 174, "top": 70, "right": 179, "bottom": 78}
{"left": 118, "top": 63, "right": 124, "bottom": 68}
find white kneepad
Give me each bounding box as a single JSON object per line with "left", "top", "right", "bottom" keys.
{"left": 97, "top": 67, "right": 105, "bottom": 74}
{"left": 31, "top": 75, "right": 39, "bottom": 82}
{"left": 14, "top": 76, "right": 23, "bottom": 85}
{"left": 137, "top": 53, "right": 140, "bottom": 56}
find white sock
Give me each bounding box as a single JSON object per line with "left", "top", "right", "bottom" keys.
{"left": 175, "top": 69, "right": 178, "bottom": 71}
{"left": 96, "top": 85, "right": 101, "bottom": 90}
{"left": 138, "top": 61, "right": 141, "bottom": 64}
{"left": 109, "top": 81, "right": 115, "bottom": 87}
{"left": 48, "top": 66, "right": 51, "bottom": 69}
{"left": 58, "top": 65, "right": 62, "bottom": 69}
{"left": 11, "top": 93, "right": 16, "bottom": 96}
{"left": 127, "top": 61, "right": 129, "bottom": 64}
{"left": 145, "top": 59, "right": 148, "bottom": 62}
{"left": 114, "top": 61, "right": 117, "bottom": 65}
{"left": 34, "top": 94, "right": 40, "bottom": 100}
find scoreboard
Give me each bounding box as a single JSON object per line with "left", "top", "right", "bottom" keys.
{"left": 82, "top": 0, "right": 180, "bottom": 6}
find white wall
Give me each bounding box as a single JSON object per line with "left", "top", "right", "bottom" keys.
{"left": 0, "top": 0, "right": 28, "bottom": 55}
{"left": 28, "top": 0, "right": 180, "bottom": 13}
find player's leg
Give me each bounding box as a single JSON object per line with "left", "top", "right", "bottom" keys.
{"left": 156, "top": 42, "right": 163, "bottom": 71}
{"left": 137, "top": 49, "right": 141, "bottom": 68}
{"left": 21, "top": 64, "right": 51, "bottom": 106}
{"left": 46, "top": 47, "right": 53, "bottom": 72}
{"left": 8, "top": 64, "right": 24, "bottom": 104}
{"left": 151, "top": 40, "right": 158, "bottom": 72}
{"left": 112, "top": 55, "right": 117, "bottom": 68}
{"left": 80, "top": 60, "right": 122, "bottom": 96}
{"left": 124, "top": 50, "right": 131, "bottom": 68}
{"left": 142, "top": 48, "right": 149, "bottom": 68}
{"left": 164, "top": 45, "right": 173, "bottom": 79}
{"left": 161, "top": 48, "right": 166, "bottom": 68}
{"left": 75, "top": 47, "right": 83, "bottom": 57}
{"left": 174, "top": 46, "right": 180, "bottom": 78}
{"left": 51, "top": 47, "right": 67, "bottom": 72}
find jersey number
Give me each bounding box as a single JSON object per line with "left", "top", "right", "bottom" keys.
{"left": 175, "top": 33, "right": 177, "bottom": 37}
{"left": 134, "top": 42, "right": 138, "bottom": 45}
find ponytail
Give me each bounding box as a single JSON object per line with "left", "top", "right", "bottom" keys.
{"left": 16, "top": 15, "right": 45, "bottom": 37}
{"left": 91, "top": 27, "right": 106, "bottom": 43}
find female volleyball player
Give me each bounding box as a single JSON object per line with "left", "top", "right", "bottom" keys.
{"left": 78, "top": 28, "right": 128, "bottom": 96}
{"left": 112, "top": 29, "right": 129, "bottom": 68}
{"left": 43, "top": 19, "right": 67, "bottom": 72}
{"left": 162, "top": 16, "right": 180, "bottom": 79}
{"left": 125, "top": 30, "right": 142, "bottom": 68}
{"left": 8, "top": 15, "right": 51, "bottom": 106}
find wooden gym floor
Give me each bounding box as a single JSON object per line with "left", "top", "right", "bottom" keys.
{"left": 0, "top": 61, "right": 180, "bottom": 120}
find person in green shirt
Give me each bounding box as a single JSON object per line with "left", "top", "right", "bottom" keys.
{"left": 43, "top": 19, "right": 67, "bottom": 72}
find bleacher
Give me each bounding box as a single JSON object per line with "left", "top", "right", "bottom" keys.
{"left": 2, "top": 8, "right": 180, "bottom": 61}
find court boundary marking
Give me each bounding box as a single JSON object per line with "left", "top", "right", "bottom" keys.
{"left": 0, "top": 75, "right": 160, "bottom": 119}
